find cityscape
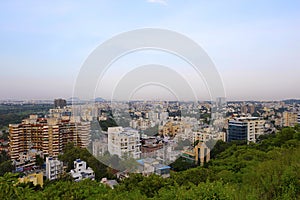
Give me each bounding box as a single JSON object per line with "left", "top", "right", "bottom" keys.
{"left": 0, "top": 1, "right": 300, "bottom": 200}
{"left": 1, "top": 98, "right": 300, "bottom": 198}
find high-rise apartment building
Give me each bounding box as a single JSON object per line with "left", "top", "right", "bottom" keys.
{"left": 108, "top": 127, "right": 141, "bottom": 159}
{"left": 228, "top": 117, "right": 265, "bottom": 143}
{"left": 283, "top": 111, "right": 298, "bottom": 127}
{"left": 9, "top": 115, "right": 90, "bottom": 160}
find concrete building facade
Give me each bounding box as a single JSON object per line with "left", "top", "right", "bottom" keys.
{"left": 108, "top": 127, "right": 141, "bottom": 159}
{"left": 70, "top": 159, "right": 95, "bottom": 182}
{"left": 9, "top": 115, "right": 90, "bottom": 160}
{"left": 228, "top": 117, "right": 265, "bottom": 143}
{"left": 283, "top": 112, "right": 298, "bottom": 127}
{"left": 45, "top": 157, "right": 64, "bottom": 180}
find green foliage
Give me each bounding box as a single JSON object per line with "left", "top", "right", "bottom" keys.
{"left": 170, "top": 157, "right": 197, "bottom": 171}
{"left": 99, "top": 117, "right": 118, "bottom": 131}
{"left": 0, "top": 129, "right": 9, "bottom": 140}
{"left": 117, "top": 174, "right": 170, "bottom": 198}
{"left": 39, "top": 179, "right": 111, "bottom": 199}
{"left": 0, "top": 104, "right": 52, "bottom": 129}
{"left": 0, "top": 126, "right": 299, "bottom": 199}
{"left": 35, "top": 155, "right": 44, "bottom": 168}
{"left": 0, "top": 160, "right": 14, "bottom": 176}
{"left": 155, "top": 181, "right": 235, "bottom": 200}
{"left": 0, "top": 150, "right": 10, "bottom": 163}
{"left": 58, "top": 143, "right": 114, "bottom": 180}
{"left": 0, "top": 173, "right": 34, "bottom": 200}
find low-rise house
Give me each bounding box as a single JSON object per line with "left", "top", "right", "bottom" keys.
{"left": 70, "top": 159, "right": 95, "bottom": 182}
{"left": 137, "top": 158, "right": 171, "bottom": 178}
{"left": 18, "top": 172, "right": 43, "bottom": 187}
{"left": 13, "top": 149, "right": 44, "bottom": 172}
{"left": 45, "top": 157, "right": 64, "bottom": 180}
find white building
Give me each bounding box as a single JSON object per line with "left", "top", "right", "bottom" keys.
{"left": 45, "top": 157, "right": 64, "bottom": 180}
{"left": 108, "top": 127, "right": 141, "bottom": 159}
{"left": 70, "top": 159, "right": 95, "bottom": 182}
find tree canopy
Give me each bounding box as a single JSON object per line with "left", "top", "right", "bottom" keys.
{"left": 0, "top": 126, "right": 299, "bottom": 199}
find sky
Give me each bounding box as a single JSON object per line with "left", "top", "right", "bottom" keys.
{"left": 0, "top": 0, "right": 299, "bottom": 101}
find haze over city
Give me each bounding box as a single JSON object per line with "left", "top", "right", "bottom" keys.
{"left": 0, "top": 0, "right": 299, "bottom": 101}
{"left": 1, "top": 1, "right": 300, "bottom": 199}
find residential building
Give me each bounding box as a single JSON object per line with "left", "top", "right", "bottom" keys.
{"left": 76, "top": 121, "right": 91, "bottom": 148}
{"left": 181, "top": 141, "right": 210, "bottom": 166}
{"left": 141, "top": 136, "right": 163, "bottom": 158}
{"left": 137, "top": 158, "right": 171, "bottom": 178}
{"left": 18, "top": 172, "right": 44, "bottom": 187}
{"left": 193, "top": 130, "right": 226, "bottom": 143}
{"left": 159, "top": 121, "right": 180, "bottom": 137}
{"left": 45, "top": 157, "right": 64, "bottom": 180}
{"left": 70, "top": 159, "right": 95, "bottom": 182}
{"left": 8, "top": 115, "right": 91, "bottom": 161}
{"left": 13, "top": 149, "right": 43, "bottom": 172}
{"left": 108, "top": 127, "right": 141, "bottom": 159}
{"left": 228, "top": 117, "right": 265, "bottom": 143}
{"left": 283, "top": 112, "right": 298, "bottom": 127}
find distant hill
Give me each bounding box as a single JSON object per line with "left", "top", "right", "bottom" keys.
{"left": 283, "top": 99, "right": 300, "bottom": 104}
{"left": 94, "top": 97, "right": 106, "bottom": 102}
{"left": 67, "top": 97, "right": 82, "bottom": 104}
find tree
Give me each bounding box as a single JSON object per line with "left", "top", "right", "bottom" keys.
{"left": 35, "top": 155, "right": 44, "bottom": 168}
{"left": 58, "top": 142, "right": 114, "bottom": 180}
{"left": 0, "top": 160, "right": 14, "bottom": 176}
{"left": 170, "top": 157, "right": 197, "bottom": 171}
{"left": 0, "top": 173, "right": 33, "bottom": 200}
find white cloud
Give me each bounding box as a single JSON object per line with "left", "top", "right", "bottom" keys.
{"left": 147, "top": 0, "right": 167, "bottom": 6}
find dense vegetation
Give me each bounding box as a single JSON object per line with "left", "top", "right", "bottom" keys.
{"left": 0, "top": 126, "right": 299, "bottom": 199}
{"left": 0, "top": 104, "right": 53, "bottom": 129}
{"left": 98, "top": 117, "right": 118, "bottom": 131}
{"left": 0, "top": 150, "right": 13, "bottom": 176}
{"left": 58, "top": 143, "right": 115, "bottom": 180}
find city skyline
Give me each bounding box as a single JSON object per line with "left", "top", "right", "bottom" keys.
{"left": 0, "top": 1, "right": 299, "bottom": 101}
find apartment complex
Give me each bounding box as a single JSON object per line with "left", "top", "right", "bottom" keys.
{"left": 283, "top": 111, "right": 298, "bottom": 127}
{"left": 108, "top": 127, "right": 141, "bottom": 159}
{"left": 159, "top": 121, "right": 181, "bottom": 137}
{"left": 9, "top": 115, "right": 90, "bottom": 160}
{"left": 228, "top": 117, "right": 265, "bottom": 143}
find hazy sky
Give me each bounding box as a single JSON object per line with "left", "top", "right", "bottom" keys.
{"left": 0, "top": 0, "right": 299, "bottom": 101}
